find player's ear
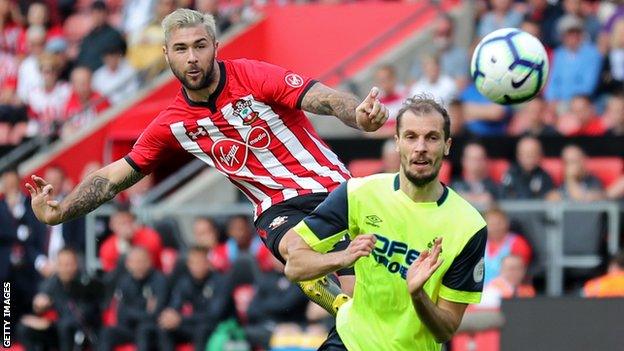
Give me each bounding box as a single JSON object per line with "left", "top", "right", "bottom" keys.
{"left": 444, "top": 138, "right": 452, "bottom": 156}
{"left": 214, "top": 40, "right": 220, "bottom": 56}
{"left": 394, "top": 134, "right": 399, "bottom": 153}
{"left": 162, "top": 45, "right": 169, "bottom": 62}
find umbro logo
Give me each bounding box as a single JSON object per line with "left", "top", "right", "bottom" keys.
{"left": 365, "top": 215, "right": 383, "bottom": 227}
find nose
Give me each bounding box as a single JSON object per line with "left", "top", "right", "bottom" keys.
{"left": 413, "top": 136, "right": 427, "bottom": 153}
{"left": 187, "top": 48, "right": 198, "bottom": 64}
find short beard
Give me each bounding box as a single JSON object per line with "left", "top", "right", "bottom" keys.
{"left": 404, "top": 168, "right": 439, "bottom": 187}
{"left": 171, "top": 60, "right": 216, "bottom": 91}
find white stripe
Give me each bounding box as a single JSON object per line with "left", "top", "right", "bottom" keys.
{"left": 195, "top": 117, "right": 285, "bottom": 190}
{"left": 220, "top": 96, "right": 327, "bottom": 191}
{"left": 252, "top": 98, "right": 347, "bottom": 183}
{"left": 304, "top": 129, "right": 351, "bottom": 177}
{"left": 170, "top": 121, "right": 277, "bottom": 209}
{"left": 234, "top": 178, "right": 272, "bottom": 214}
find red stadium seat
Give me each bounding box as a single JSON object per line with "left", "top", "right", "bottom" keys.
{"left": 348, "top": 159, "right": 382, "bottom": 177}
{"left": 585, "top": 157, "right": 623, "bottom": 187}
{"left": 452, "top": 330, "right": 500, "bottom": 351}
{"left": 541, "top": 158, "right": 563, "bottom": 186}
{"left": 488, "top": 159, "right": 510, "bottom": 183}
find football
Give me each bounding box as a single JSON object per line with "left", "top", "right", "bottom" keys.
{"left": 470, "top": 28, "right": 549, "bottom": 105}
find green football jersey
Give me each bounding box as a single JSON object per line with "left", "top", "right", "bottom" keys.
{"left": 294, "top": 173, "right": 487, "bottom": 351}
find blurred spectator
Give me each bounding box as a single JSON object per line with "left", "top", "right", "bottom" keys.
{"left": 99, "top": 208, "right": 163, "bottom": 272}
{"left": 76, "top": 0, "right": 126, "bottom": 71}
{"left": 583, "top": 250, "right": 624, "bottom": 297}
{"left": 17, "top": 25, "right": 46, "bottom": 103}
{"left": 120, "top": 0, "right": 156, "bottom": 38}
{"left": 556, "top": 95, "right": 605, "bottom": 136}
{"left": 460, "top": 82, "right": 513, "bottom": 136}
{"left": 510, "top": 96, "right": 559, "bottom": 137}
{"left": 46, "top": 37, "right": 72, "bottom": 81}
{"left": 523, "top": 0, "right": 564, "bottom": 48}
{"left": 245, "top": 256, "right": 309, "bottom": 350}
{"left": 447, "top": 99, "right": 469, "bottom": 138}
{"left": 209, "top": 215, "right": 272, "bottom": 273}
{"left": 559, "top": 0, "right": 601, "bottom": 42}
{"left": 26, "top": 52, "right": 71, "bottom": 137}
{"left": 158, "top": 246, "right": 221, "bottom": 350}
{"left": 93, "top": 44, "right": 139, "bottom": 104}
{"left": 61, "top": 66, "right": 110, "bottom": 138}
{"left": 544, "top": 15, "right": 602, "bottom": 106}
{"left": 17, "top": 248, "right": 101, "bottom": 351}
{"left": 547, "top": 145, "right": 604, "bottom": 202}
{"left": 602, "top": 94, "right": 624, "bottom": 136}
{"left": 410, "top": 14, "right": 468, "bottom": 90}
{"left": 41, "top": 165, "right": 86, "bottom": 262}
{"left": 408, "top": 55, "right": 457, "bottom": 105}
{"left": 0, "top": 50, "right": 18, "bottom": 101}
{"left": 374, "top": 64, "right": 405, "bottom": 123}
{"left": 380, "top": 138, "right": 400, "bottom": 173}
{"left": 127, "top": 0, "right": 173, "bottom": 77}
{"left": 120, "top": 174, "right": 153, "bottom": 207}
{"left": 477, "top": 0, "right": 523, "bottom": 39}
{"left": 99, "top": 246, "right": 168, "bottom": 351}
{"left": 0, "top": 0, "right": 26, "bottom": 55}
{"left": 0, "top": 169, "right": 47, "bottom": 322}
{"left": 195, "top": 0, "right": 232, "bottom": 34}
{"left": 193, "top": 216, "right": 220, "bottom": 250}
{"left": 24, "top": 2, "right": 64, "bottom": 40}
{"left": 596, "top": 19, "right": 624, "bottom": 96}
{"left": 478, "top": 255, "right": 535, "bottom": 309}
{"left": 451, "top": 142, "right": 499, "bottom": 208}
{"left": 501, "top": 136, "right": 555, "bottom": 199}
{"left": 483, "top": 207, "right": 532, "bottom": 285}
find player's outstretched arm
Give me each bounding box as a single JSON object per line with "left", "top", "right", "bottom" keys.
{"left": 283, "top": 231, "right": 375, "bottom": 282}
{"left": 300, "top": 82, "right": 388, "bottom": 132}
{"left": 26, "top": 158, "right": 144, "bottom": 225}
{"left": 408, "top": 238, "right": 468, "bottom": 343}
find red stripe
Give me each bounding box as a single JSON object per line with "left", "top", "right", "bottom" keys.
{"left": 253, "top": 114, "right": 335, "bottom": 191}
{"left": 180, "top": 121, "right": 275, "bottom": 207}
{"left": 210, "top": 113, "right": 302, "bottom": 204}
{"left": 277, "top": 109, "right": 350, "bottom": 181}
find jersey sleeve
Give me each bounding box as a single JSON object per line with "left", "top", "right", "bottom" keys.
{"left": 124, "top": 118, "right": 177, "bottom": 175}
{"left": 247, "top": 60, "right": 317, "bottom": 109}
{"left": 292, "top": 181, "right": 351, "bottom": 253}
{"left": 439, "top": 226, "right": 488, "bottom": 304}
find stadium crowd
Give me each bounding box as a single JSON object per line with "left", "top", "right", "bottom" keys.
{"left": 1, "top": 0, "right": 624, "bottom": 350}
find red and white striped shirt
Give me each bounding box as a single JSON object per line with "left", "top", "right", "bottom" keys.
{"left": 126, "top": 59, "right": 350, "bottom": 217}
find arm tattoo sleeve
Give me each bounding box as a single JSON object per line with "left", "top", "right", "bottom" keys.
{"left": 301, "top": 83, "right": 360, "bottom": 129}
{"left": 59, "top": 169, "right": 144, "bottom": 222}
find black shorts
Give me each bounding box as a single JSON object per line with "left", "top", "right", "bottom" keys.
{"left": 254, "top": 193, "right": 352, "bottom": 275}
{"left": 317, "top": 327, "right": 347, "bottom": 351}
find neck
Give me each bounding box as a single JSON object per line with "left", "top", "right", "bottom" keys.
{"left": 184, "top": 61, "right": 220, "bottom": 103}
{"left": 399, "top": 171, "right": 444, "bottom": 202}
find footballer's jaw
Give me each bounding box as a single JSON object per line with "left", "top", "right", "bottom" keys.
{"left": 164, "top": 25, "right": 219, "bottom": 92}
{"left": 396, "top": 110, "right": 450, "bottom": 187}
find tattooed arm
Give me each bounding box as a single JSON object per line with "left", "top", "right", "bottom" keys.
{"left": 26, "top": 159, "right": 144, "bottom": 225}
{"left": 300, "top": 82, "right": 389, "bottom": 132}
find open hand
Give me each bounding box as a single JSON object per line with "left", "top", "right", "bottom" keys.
{"left": 340, "top": 234, "right": 376, "bottom": 268}
{"left": 25, "top": 175, "right": 62, "bottom": 225}
{"left": 407, "top": 238, "right": 444, "bottom": 296}
{"left": 355, "top": 87, "right": 389, "bottom": 132}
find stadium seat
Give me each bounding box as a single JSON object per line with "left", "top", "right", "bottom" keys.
{"left": 585, "top": 157, "right": 623, "bottom": 187}
{"left": 541, "top": 158, "right": 563, "bottom": 186}
{"left": 452, "top": 330, "right": 499, "bottom": 351}
{"left": 506, "top": 212, "right": 549, "bottom": 278}
{"left": 488, "top": 159, "right": 510, "bottom": 183}
{"left": 348, "top": 159, "right": 382, "bottom": 177}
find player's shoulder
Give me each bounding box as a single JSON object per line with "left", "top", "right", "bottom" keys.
{"left": 225, "top": 58, "right": 276, "bottom": 75}
{"left": 444, "top": 187, "right": 486, "bottom": 227}
{"left": 347, "top": 173, "right": 396, "bottom": 195}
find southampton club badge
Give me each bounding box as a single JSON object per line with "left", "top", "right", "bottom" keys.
{"left": 269, "top": 216, "right": 288, "bottom": 230}
{"left": 233, "top": 99, "right": 259, "bottom": 125}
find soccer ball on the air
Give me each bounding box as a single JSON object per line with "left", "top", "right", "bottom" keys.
{"left": 470, "top": 28, "right": 549, "bottom": 105}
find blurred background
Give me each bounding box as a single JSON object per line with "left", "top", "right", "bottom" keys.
{"left": 0, "top": 0, "right": 622, "bottom": 350}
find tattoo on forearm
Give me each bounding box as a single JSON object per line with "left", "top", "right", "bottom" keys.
{"left": 60, "top": 169, "right": 144, "bottom": 222}
{"left": 302, "top": 85, "right": 360, "bottom": 129}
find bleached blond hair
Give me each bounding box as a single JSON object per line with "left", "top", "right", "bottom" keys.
{"left": 162, "top": 8, "right": 216, "bottom": 44}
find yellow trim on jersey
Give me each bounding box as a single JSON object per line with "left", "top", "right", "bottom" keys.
{"left": 293, "top": 221, "right": 348, "bottom": 253}
{"left": 439, "top": 284, "right": 483, "bottom": 304}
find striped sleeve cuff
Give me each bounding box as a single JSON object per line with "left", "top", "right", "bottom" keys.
{"left": 293, "top": 220, "right": 348, "bottom": 254}
{"left": 439, "top": 284, "right": 482, "bottom": 304}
